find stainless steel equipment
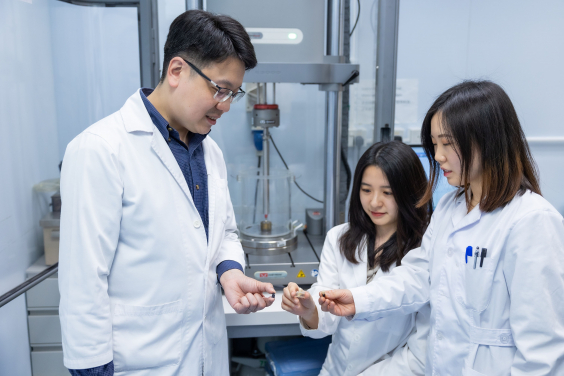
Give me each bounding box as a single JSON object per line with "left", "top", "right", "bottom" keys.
{"left": 206, "top": 0, "right": 359, "bottom": 285}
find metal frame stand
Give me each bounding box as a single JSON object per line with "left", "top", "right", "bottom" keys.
{"left": 373, "top": 0, "right": 400, "bottom": 143}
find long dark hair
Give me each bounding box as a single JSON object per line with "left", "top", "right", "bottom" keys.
{"left": 340, "top": 141, "right": 432, "bottom": 272}
{"left": 417, "top": 80, "right": 541, "bottom": 212}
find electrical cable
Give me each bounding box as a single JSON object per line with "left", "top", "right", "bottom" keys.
{"left": 303, "top": 228, "right": 321, "bottom": 262}
{"left": 340, "top": 146, "right": 352, "bottom": 203}
{"left": 252, "top": 155, "right": 261, "bottom": 223}
{"left": 350, "top": 0, "right": 361, "bottom": 37}
{"left": 269, "top": 135, "right": 324, "bottom": 204}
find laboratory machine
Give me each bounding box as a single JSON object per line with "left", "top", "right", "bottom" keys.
{"left": 206, "top": 0, "right": 359, "bottom": 286}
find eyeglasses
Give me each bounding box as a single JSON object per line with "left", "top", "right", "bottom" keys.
{"left": 182, "top": 58, "right": 245, "bottom": 103}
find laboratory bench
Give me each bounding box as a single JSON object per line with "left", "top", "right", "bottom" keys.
{"left": 24, "top": 256, "right": 301, "bottom": 376}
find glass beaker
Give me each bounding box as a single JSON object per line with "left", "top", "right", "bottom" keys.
{"left": 237, "top": 168, "right": 293, "bottom": 239}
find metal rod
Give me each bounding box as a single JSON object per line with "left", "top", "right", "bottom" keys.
{"left": 263, "top": 127, "right": 270, "bottom": 220}
{"left": 324, "top": 0, "right": 344, "bottom": 233}
{"left": 373, "top": 0, "right": 400, "bottom": 142}
{"left": 272, "top": 83, "right": 276, "bottom": 104}
{"left": 186, "top": 0, "right": 203, "bottom": 10}
{"left": 324, "top": 90, "right": 343, "bottom": 233}
{"left": 0, "top": 263, "right": 59, "bottom": 309}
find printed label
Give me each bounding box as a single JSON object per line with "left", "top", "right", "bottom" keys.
{"left": 311, "top": 269, "right": 319, "bottom": 278}
{"left": 254, "top": 271, "right": 288, "bottom": 279}
{"left": 297, "top": 270, "right": 306, "bottom": 278}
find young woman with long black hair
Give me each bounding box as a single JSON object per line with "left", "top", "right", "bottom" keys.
{"left": 319, "top": 80, "right": 564, "bottom": 375}
{"left": 281, "top": 141, "right": 432, "bottom": 376}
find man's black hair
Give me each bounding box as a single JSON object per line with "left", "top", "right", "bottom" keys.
{"left": 160, "top": 10, "right": 257, "bottom": 83}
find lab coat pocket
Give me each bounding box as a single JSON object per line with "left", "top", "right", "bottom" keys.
{"left": 456, "top": 247, "right": 497, "bottom": 312}
{"left": 112, "top": 300, "right": 183, "bottom": 372}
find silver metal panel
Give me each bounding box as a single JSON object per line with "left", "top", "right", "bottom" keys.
{"left": 373, "top": 0, "right": 400, "bottom": 142}
{"left": 206, "top": 0, "right": 326, "bottom": 63}
{"left": 228, "top": 324, "right": 301, "bottom": 338}
{"left": 29, "top": 314, "right": 62, "bottom": 345}
{"left": 31, "top": 350, "right": 67, "bottom": 376}
{"left": 244, "top": 62, "right": 359, "bottom": 84}
{"left": 26, "top": 278, "right": 60, "bottom": 309}
{"left": 245, "top": 232, "right": 323, "bottom": 285}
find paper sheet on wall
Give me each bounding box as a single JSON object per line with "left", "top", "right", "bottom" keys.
{"left": 350, "top": 79, "right": 376, "bottom": 125}
{"left": 395, "top": 79, "right": 419, "bottom": 124}
{"left": 349, "top": 79, "right": 376, "bottom": 146}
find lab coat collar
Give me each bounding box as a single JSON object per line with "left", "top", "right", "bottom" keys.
{"left": 450, "top": 192, "right": 482, "bottom": 233}
{"left": 150, "top": 130, "right": 195, "bottom": 206}
{"left": 119, "top": 90, "right": 196, "bottom": 206}
{"left": 121, "top": 89, "right": 155, "bottom": 133}
{"left": 120, "top": 89, "right": 218, "bottom": 210}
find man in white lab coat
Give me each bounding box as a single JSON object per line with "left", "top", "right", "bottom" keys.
{"left": 58, "top": 10, "right": 275, "bottom": 376}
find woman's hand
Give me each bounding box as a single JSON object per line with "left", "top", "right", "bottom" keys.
{"left": 319, "top": 289, "right": 356, "bottom": 317}
{"left": 281, "top": 282, "right": 319, "bottom": 329}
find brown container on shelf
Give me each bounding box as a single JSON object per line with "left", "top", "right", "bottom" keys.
{"left": 40, "top": 212, "right": 60, "bottom": 266}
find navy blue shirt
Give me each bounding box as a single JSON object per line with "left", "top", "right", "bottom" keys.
{"left": 69, "top": 89, "right": 243, "bottom": 375}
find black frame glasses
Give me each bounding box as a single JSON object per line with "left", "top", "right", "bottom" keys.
{"left": 182, "top": 58, "right": 245, "bottom": 103}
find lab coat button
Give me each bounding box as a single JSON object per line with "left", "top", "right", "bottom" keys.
{"left": 500, "top": 334, "right": 509, "bottom": 344}
{"left": 194, "top": 220, "right": 201, "bottom": 228}
{"left": 447, "top": 249, "right": 453, "bottom": 257}
{"left": 354, "top": 334, "right": 360, "bottom": 341}
{"left": 436, "top": 332, "right": 443, "bottom": 340}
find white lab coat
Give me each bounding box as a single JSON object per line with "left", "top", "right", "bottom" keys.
{"left": 58, "top": 90, "right": 245, "bottom": 375}
{"left": 350, "top": 190, "right": 564, "bottom": 376}
{"left": 300, "top": 224, "right": 430, "bottom": 376}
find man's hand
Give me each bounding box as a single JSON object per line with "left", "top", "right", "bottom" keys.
{"left": 220, "top": 269, "right": 275, "bottom": 314}
{"left": 281, "top": 282, "right": 318, "bottom": 329}
{"left": 318, "top": 289, "right": 356, "bottom": 317}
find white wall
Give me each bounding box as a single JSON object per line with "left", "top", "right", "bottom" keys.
{"left": 395, "top": 0, "right": 564, "bottom": 212}
{"left": 0, "top": 0, "right": 60, "bottom": 374}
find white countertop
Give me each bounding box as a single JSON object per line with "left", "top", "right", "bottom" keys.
{"left": 222, "top": 291, "right": 299, "bottom": 327}
{"left": 28, "top": 257, "right": 299, "bottom": 328}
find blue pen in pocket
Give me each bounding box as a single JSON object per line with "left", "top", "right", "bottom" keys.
{"left": 465, "top": 246, "right": 473, "bottom": 264}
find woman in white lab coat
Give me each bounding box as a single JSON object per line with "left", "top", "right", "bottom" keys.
{"left": 282, "top": 141, "right": 432, "bottom": 376}
{"left": 320, "top": 80, "right": 564, "bottom": 375}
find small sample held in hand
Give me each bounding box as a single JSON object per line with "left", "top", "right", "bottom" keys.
{"left": 296, "top": 288, "right": 306, "bottom": 299}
